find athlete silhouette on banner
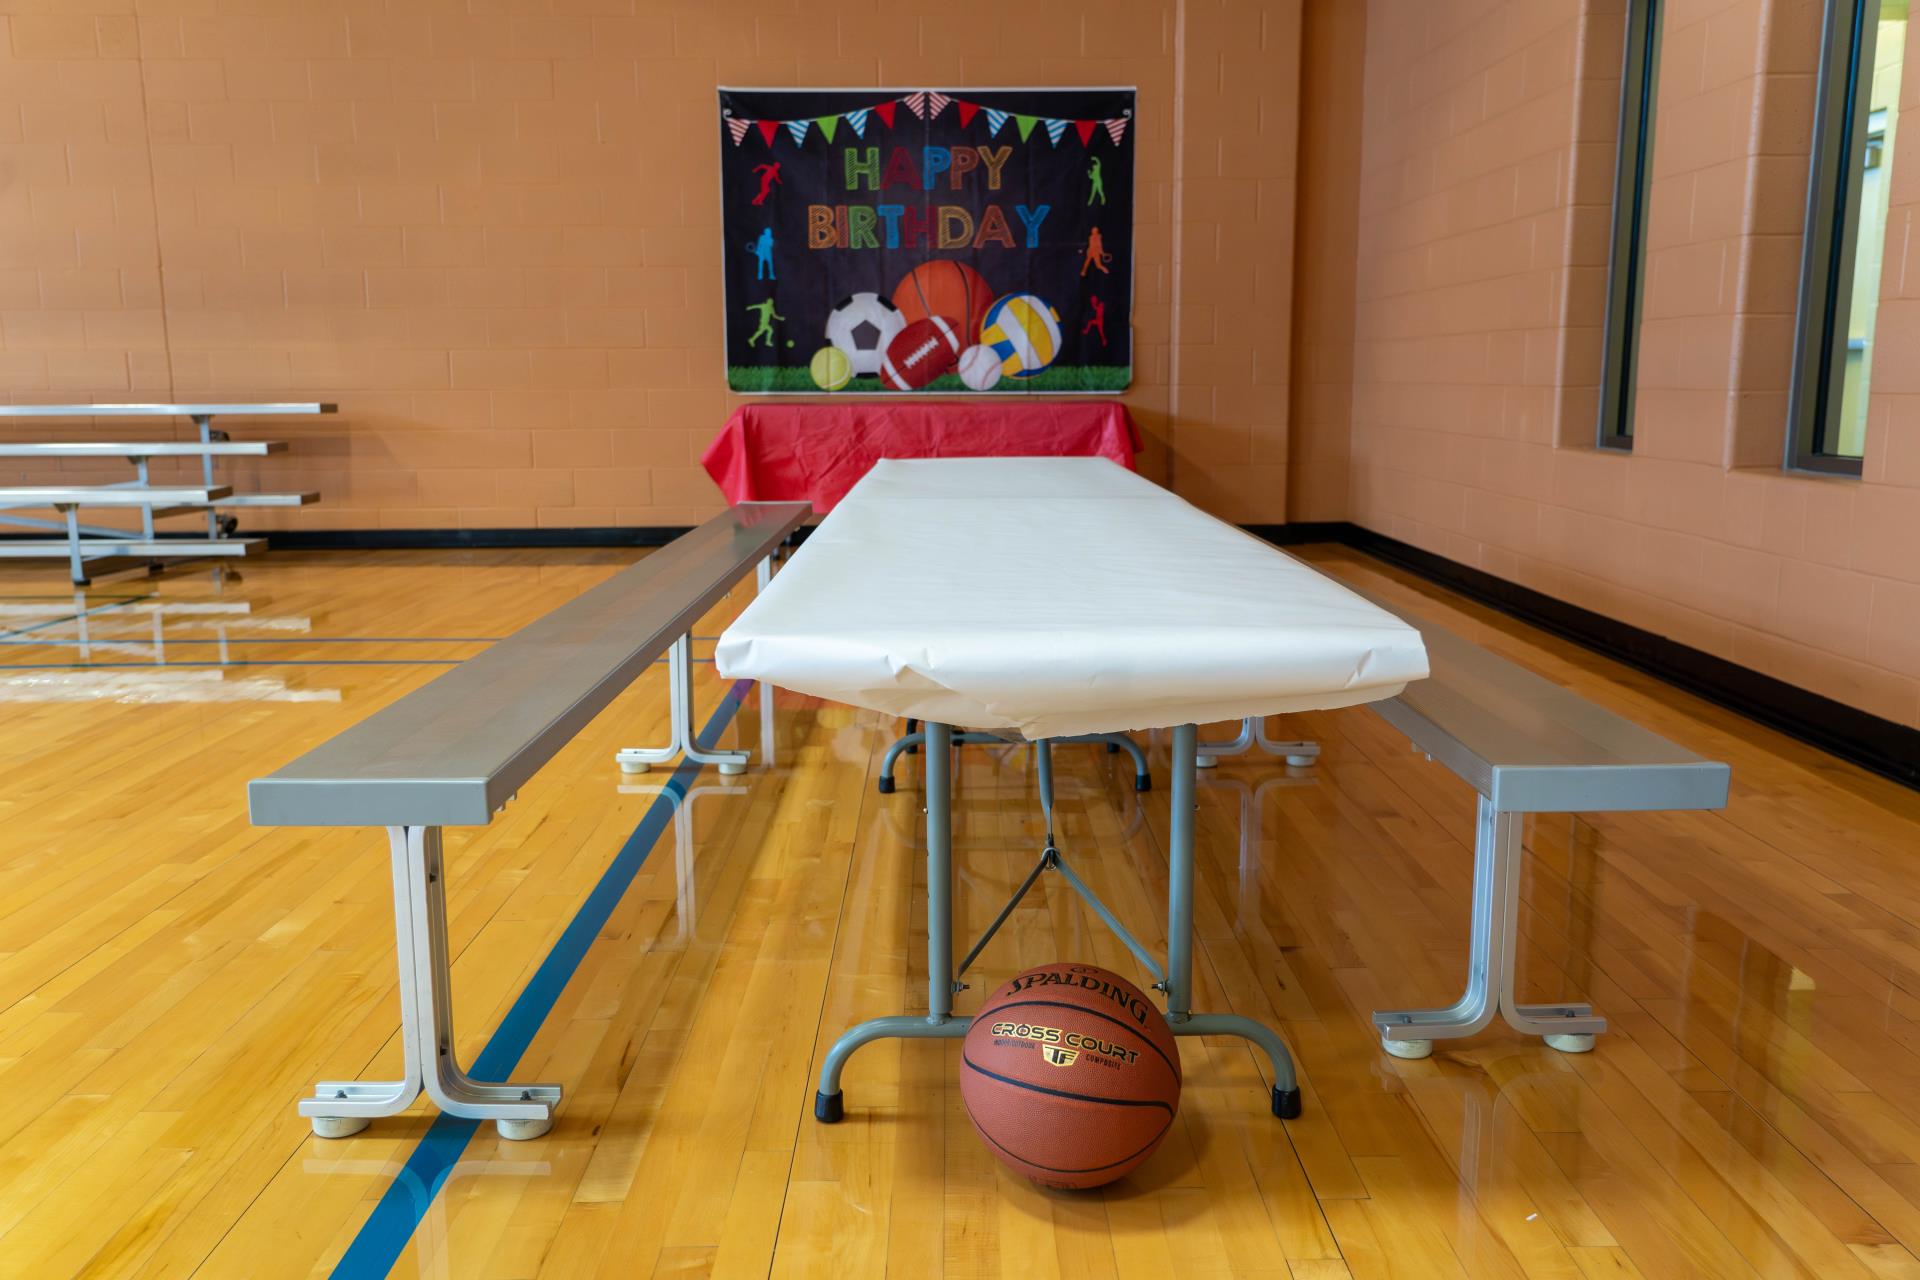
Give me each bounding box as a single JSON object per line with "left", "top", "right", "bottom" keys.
{"left": 1080, "top": 226, "right": 1112, "bottom": 277}
{"left": 1082, "top": 295, "right": 1108, "bottom": 346}
{"left": 748, "top": 227, "right": 776, "bottom": 280}
{"left": 750, "top": 161, "right": 782, "bottom": 207}
{"left": 744, "top": 298, "right": 785, "bottom": 348}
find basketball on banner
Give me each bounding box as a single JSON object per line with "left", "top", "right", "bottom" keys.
{"left": 720, "top": 87, "right": 1134, "bottom": 394}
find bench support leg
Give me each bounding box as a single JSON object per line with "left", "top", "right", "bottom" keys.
{"left": 614, "top": 634, "right": 750, "bottom": 776}
{"left": 1195, "top": 716, "right": 1320, "bottom": 770}
{"left": 301, "top": 825, "right": 561, "bottom": 1140}
{"left": 819, "top": 722, "right": 1301, "bottom": 1124}
{"left": 1372, "top": 796, "right": 1606, "bottom": 1059}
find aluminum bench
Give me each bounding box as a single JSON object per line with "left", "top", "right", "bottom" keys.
{"left": 247, "top": 501, "right": 810, "bottom": 1140}
{"left": 1358, "top": 592, "right": 1731, "bottom": 1059}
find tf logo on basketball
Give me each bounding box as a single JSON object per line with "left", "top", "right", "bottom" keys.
{"left": 1040, "top": 1044, "right": 1080, "bottom": 1068}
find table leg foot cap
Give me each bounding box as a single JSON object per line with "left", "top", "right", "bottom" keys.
{"left": 876, "top": 776, "right": 896, "bottom": 795}
{"left": 497, "top": 1117, "right": 551, "bottom": 1141}
{"left": 1106, "top": 741, "right": 1120, "bottom": 753}
{"left": 1134, "top": 775, "right": 1151, "bottom": 792}
{"left": 310, "top": 1115, "right": 370, "bottom": 1139}
{"left": 815, "top": 1091, "right": 844, "bottom": 1124}
{"left": 1271, "top": 1087, "right": 1302, "bottom": 1120}
{"left": 1544, "top": 1033, "right": 1595, "bottom": 1054}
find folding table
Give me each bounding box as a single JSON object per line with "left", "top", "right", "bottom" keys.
{"left": 716, "top": 457, "right": 1430, "bottom": 1122}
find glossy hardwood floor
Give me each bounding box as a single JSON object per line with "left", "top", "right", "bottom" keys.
{"left": 0, "top": 544, "right": 1915, "bottom": 1278}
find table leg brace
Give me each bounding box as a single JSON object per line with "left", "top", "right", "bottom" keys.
{"left": 301, "top": 825, "right": 561, "bottom": 1140}
{"left": 816, "top": 721, "right": 1301, "bottom": 1123}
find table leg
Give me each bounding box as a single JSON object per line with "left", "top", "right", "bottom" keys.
{"left": 816, "top": 721, "right": 968, "bottom": 1122}
{"left": 1371, "top": 796, "right": 1606, "bottom": 1058}
{"left": 1163, "top": 723, "right": 1302, "bottom": 1118}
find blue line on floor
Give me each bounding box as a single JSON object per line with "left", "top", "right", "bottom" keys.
{"left": 329, "top": 679, "right": 752, "bottom": 1280}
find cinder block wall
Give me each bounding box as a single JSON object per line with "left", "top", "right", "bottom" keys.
{"left": 1330, "top": 0, "right": 1920, "bottom": 727}
{"left": 0, "top": 1, "right": 1304, "bottom": 527}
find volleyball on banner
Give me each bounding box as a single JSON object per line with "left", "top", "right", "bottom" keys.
{"left": 719, "top": 87, "right": 1134, "bottom": 394}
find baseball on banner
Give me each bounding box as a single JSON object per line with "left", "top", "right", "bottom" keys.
{"left": 957, "top": 344, "right": 1003, "bottom": 391}
{"left": 809, "top": 346, "right": 853, "bottom": 391}
{"left": 980, "top": 294, "right": 1062, "bottom": 379}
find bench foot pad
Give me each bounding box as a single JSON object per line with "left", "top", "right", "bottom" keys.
{"left": 310, "top": 1115, "right": 371, "bottom": 1139}
{"left": 497, "top": 1117, "right": 552, "bottom": 1141}
{"left": 1381, "top": 1035, "right": 1434, "bottom": 1060}
{"left": 1544, "top": 1033, "right": 1596, "bottom": 1054}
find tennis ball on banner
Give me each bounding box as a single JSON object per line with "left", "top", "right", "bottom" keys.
{"left": 957, "top": 344, "right": 1003, "bottom": 391}
{"left": 809, "top": 345, "right": 853, "bottom": 391}
{"left": 980, "top": 293, "right": 1062, "bottom": 379}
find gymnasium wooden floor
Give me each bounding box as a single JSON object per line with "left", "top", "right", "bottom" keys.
{"left": 0, "top": 545, "right": 1917, "bottom": 1278}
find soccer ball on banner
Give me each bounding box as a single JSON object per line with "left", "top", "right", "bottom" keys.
{"left": 824, "top": 292, "right": 906, "bottom": 378}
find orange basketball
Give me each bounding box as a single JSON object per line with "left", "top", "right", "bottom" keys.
{"left": 892, "top": 260, "right": 996, "bottom": 338}
{"left": 961, "top": 963, "right": 1181, "bottom": 1190}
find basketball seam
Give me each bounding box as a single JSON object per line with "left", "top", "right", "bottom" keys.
{"left": 970, "top": 1113, "right": 1174, "bottom": 1178}
{"left": 960, "top": 1051, "right": 1175, "bottom": 1115}
{"left": 972, "top": 998, "right": 1181, "bottom": 1079}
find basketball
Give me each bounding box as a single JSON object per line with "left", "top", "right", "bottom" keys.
{"left": 892, "top": 260, "right": 996, "bottom": 336}
{"left": 808, "top": 345, "right": 852, "bottom": 391}
{"left": 961, "top": 963, "right": 1180, "bottom": 1190}
{"left": 980, "top": 293, "right": 1062, "bottom": 378}
{"left": 957, "top": 344, "right": 1003, "bottom": 391}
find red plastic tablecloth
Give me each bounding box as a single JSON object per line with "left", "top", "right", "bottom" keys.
{"left": 701, "top": 401, "right": 1141, "bottom": 512}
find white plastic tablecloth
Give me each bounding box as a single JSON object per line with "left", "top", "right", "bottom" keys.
{"left": 715, "top": 457, "right": 1429, "bottom": 739}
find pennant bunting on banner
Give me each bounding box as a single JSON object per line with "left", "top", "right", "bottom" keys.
{"left": 1074, "top": 119, "right": 1097, "bottom": 146}
{"left": 726, "top": 117, "right": 751, "bottom": 145}
{"left": 875, "top": 100, "right": 896, "bottom": 129}
{"left": 815, "top": 115, "right": 838, "bottom": 143}
{"left": 845, "top": 107, "right": 868, "bottom": 137}
{"left": 1043, "top": 117, "right": 1068, "bottom": 145}
{"left": 755, "top": 119, "right": 779, "bottom": 146}
{"left": 985, "top": 107, "right": 1008, "bottom": 137}
{"left": 956, "top": 100, "right": 979, "bottom": 128}
{"left": 785, "top": 118, "right": 810, "bottom": 145}
{"left": 1104, "top": 116, "right": 1128, "bottom": 145}
{"left": 1015, "top": 114, "right": 1039, "bottom": 141}
{"left": 927, "top": 91, "right": 951, "bottom": 119}
{"left": 904, "top": 91, "right": 928, "bottom": 119}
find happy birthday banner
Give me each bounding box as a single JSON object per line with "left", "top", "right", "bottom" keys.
{"left": 719, "top": 87, "right": 1135, "bottom": 395}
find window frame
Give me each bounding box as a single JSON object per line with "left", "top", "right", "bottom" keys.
{"left": 1787, "top": 0, "right": 1883, "bottom": 477}
{"left": 1597, "top": 0, "right": 1663, "bottom": 452}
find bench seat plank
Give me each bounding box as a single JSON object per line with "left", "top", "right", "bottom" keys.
{"left": 0, "top": 403, "right": 335, "bottom": 417}
{"left": 1367, "top": 595, "right": 1730, "bottom": 813}
{"left": 0, "top": 538, "right": 261, "bottom": 558}
{"left": 0, "top": 486, "right": 231, "bottom": 505}
{"left": 0, "top": 441, "right": 288, "bottom": 458}
{"left": 248, "top": 502, "right": 808, "bottom": 828}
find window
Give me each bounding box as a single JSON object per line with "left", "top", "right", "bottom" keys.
{"left": 1598, "top": 0, "right": 1662, "bottom": 451}
{"left": 1789, "top": 0, "right": 1907, "bottom": 473}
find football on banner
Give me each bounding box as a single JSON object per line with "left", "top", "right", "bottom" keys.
{"left": 880, "top": 315, "right": 963, "bottom": 391}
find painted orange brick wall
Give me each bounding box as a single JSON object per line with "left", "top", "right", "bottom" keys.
{"left": 1339, "top": 0, "right": 1920, "bottom": 728}
{"left": 0, "top": 0, "right": 1301, "bottom": 529}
